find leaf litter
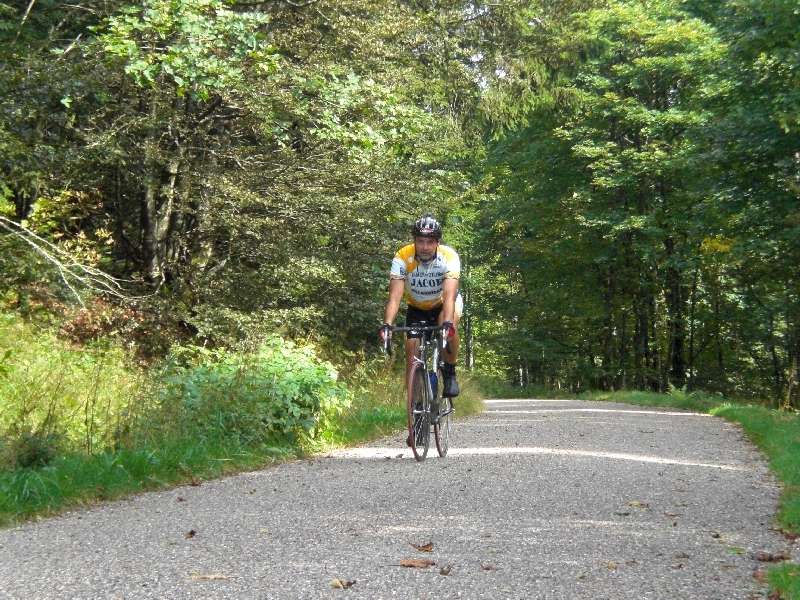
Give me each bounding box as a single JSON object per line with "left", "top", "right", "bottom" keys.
{"left": 409, "top": 541, "right": 434, "bottom": 552}
{"left": 398, "top": 559, "right": 436, "bottom": 569}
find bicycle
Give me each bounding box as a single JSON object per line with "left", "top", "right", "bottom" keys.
{"left": 383, "top": 324, "right": 454, "bottom": 461}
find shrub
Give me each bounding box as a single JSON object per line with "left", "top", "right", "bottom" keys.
{"left": 151, "top": 337, "right": 351, "bottom": 445}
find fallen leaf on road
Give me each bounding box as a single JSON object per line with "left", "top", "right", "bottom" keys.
{"left": 628, "top": 500, "right": 650, "bottom": 509}
{"left": 480, "top": 563, "right": 496, "bottom": 571}
{"left": 664, "top": 512, "right": 681, "bottom": 518}
{"left": 395, "top": 454, "right": 404, "bottom": 459}
{"left": 331, "top": 578, "right": 356, "bottom": 589}
{"left": 614, "top": 511, "right": 631, "bottom": 517}
{"left": 191, "top": 573, "right": 229, "bottom": 581}
{"left": 671, "top": 563, "right": 684, "bottom": 570}
{"left": 409, "top": 541, "right": 434, "bottom": 552}
{"left": 753, "top": 569, "right": 767, "bottom": 583}
{"left": 399, "top": 559, "right": 436, "bottom": 569}
{"left": 711, "top": 532, "right": 721, "bottom": 539}
{"left": 176, "top": 497, "right": 186, "bottom": 502}
{"left": 754, "top": 551, "right": 790, "bottom": 562}
{"left": 439, "top": 564, "right": 453, "bottom": 576}
{"left": 674, "top": 552, "right": 690, "bottom": 559}
{"left": 606, "top": 562, "right": 618, "bottom": 571}
{"left": 189, "top": 478, "right": 201, "bottom": 487}
{"left": 185, "top": 530, "right": 197, "bottom": 539}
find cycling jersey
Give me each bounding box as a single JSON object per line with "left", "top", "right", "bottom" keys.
{"left": 390, "top": 243, "right": 460, "bottom": 310}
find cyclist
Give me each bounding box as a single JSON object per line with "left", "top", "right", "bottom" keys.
{"left": 380, "top": 214, "right": 462, "bottom": 398}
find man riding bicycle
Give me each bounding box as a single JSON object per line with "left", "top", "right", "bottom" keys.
{"left": 380, "top": 214, "right": 462, "bottom": 398}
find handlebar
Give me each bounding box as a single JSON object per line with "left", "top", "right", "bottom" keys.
{"left": 381, "top": 324, "right": 446, "bottom": 357}
{"left": 387, "top": 325, "right": 445, "bottom": 333}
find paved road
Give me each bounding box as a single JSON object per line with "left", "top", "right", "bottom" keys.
{"left": 0, "top": 399, "right": 793, "bottom": 599}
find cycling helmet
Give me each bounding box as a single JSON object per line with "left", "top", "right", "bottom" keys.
{"left": 412, "top": 214, "right": 442, "bottom": 240}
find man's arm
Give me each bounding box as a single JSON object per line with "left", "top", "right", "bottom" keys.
{"left": 383, "top": 278, "right": 405, "bottom": 325}
{"left": 440, "top": 277, "right": 459, "bottom": 323}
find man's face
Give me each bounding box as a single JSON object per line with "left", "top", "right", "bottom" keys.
{"left": 414, "top": 236, "right": 439, "bottom": 262}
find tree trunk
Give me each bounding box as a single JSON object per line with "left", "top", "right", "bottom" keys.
{"left": 687, "top": 266, "right": 699, "bottom": 390}
{"left": 664, "top": 236, "right": 686, "bottom": 389}
{"left": 784, "top": 315, "right": 800, "bottom": 410}
{"left": 601, "top": 267, "right": 615, "bottom": 390}
{"left": 633, "top": 290, "right": 649, "bottom": 389}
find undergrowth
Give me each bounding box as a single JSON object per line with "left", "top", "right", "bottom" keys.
{"left": 0, "top": 312, "right": 484, "bottom": 526}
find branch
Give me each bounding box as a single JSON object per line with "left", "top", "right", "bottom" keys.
{"left": 0, "top": 216, "right": 158, "bottom": 306}
{"left": 15, "top": 0, "right": 36, "bottom": 41}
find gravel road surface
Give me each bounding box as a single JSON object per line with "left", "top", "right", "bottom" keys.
{"left": 0, "top": 399, "right": 793, "bottom": 599}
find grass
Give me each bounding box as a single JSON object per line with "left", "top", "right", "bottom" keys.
{"left": 0, "top": 438, "right": 296, "bottom": 524}
{"left": 769, "top": 564, "right": 800, "bottom": 600}
{"left": 0, "top": 312, "right": 146, "bottom": 465}
{"left": 0, "top": 312, "right": 485, "bottom": 526}
{"left": 0, "top": 368, "right": 484, "bottom": 526}
{"left": 314, "top": 361, "right": 485, "bottom": 450}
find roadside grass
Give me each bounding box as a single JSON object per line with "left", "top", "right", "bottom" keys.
{"left": 314, "top": 360, "right": 484, "bottom": 450}
{"left": 769, "top": 564, "right": 800, "bottom": 600}
{"left": 0, "top": 313, "right": 334, "bottom": 526}
{"left": 0, "top": 312, "right": 484, "bottom": 526}
{"left": 479, "top": 381, "right": 800, "bottom": 600}
{"left": 0, "top": 438, "right": 296, "bottom": 526}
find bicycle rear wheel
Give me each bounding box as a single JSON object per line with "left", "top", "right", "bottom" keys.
{"left": 407, "top": 364, "right": 430, "bottom": 461}
{"left": 434, "top": 365, "right": 452, "bottom": 457}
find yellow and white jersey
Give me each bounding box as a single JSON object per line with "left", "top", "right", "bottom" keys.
{"left": 390, "top": 243, "right": 460, "bottom": 310}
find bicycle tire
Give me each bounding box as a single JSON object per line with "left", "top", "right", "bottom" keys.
{"left": 434, "top": 365, "right": 452, "bottom": 457}
{"left": 407, "top": 363, "right": 430, "bottom": 461}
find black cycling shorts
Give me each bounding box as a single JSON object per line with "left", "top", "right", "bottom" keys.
{"left": 405, "top": 304, "right": 443, "bottom": 339}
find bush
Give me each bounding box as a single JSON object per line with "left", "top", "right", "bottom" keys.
{"left": 152, "top": 337, "right": 351, "bottom": 446}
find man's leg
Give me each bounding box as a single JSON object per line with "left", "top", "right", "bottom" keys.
{"left": 438, "top": 308, "right": 461, "bottom": 397}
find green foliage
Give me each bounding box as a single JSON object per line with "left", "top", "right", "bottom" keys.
{"left": 0, "top": 314, "right": 353, "bottom": 523}
{"left": 465, "top": 0, "right": 800, "bottom": 403}
{"left": 99, "top": 0, "right": 276, "bottom": 100}
{"left": 0, "top": 312, "right": 144, "bottom": 467}
{"left": 153, "top": 338, "right": 350, "bottom": 444}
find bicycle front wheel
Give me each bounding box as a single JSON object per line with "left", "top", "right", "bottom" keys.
{"left": 407, "top": 364, "right": 430, "bottom": 461}
{"left": 434, "top": 365, "right": 452, "bottom": 457}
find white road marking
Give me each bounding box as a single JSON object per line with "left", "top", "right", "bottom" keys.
{"left": 485, "top": 408, "right": 709, "bottom": 417}
{"left": 325, "top": 446, "right": 746, "bottom": 470}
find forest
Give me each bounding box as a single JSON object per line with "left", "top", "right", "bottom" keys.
{"left": 1, "top": 0, "right": 799, "bottom": 429}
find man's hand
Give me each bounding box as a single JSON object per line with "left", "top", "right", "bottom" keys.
{"left": 442, "top": 320, "right": 456, "bottom": 339}
{"left": 379, "top": 323, "right": 393, "bottom": 343}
